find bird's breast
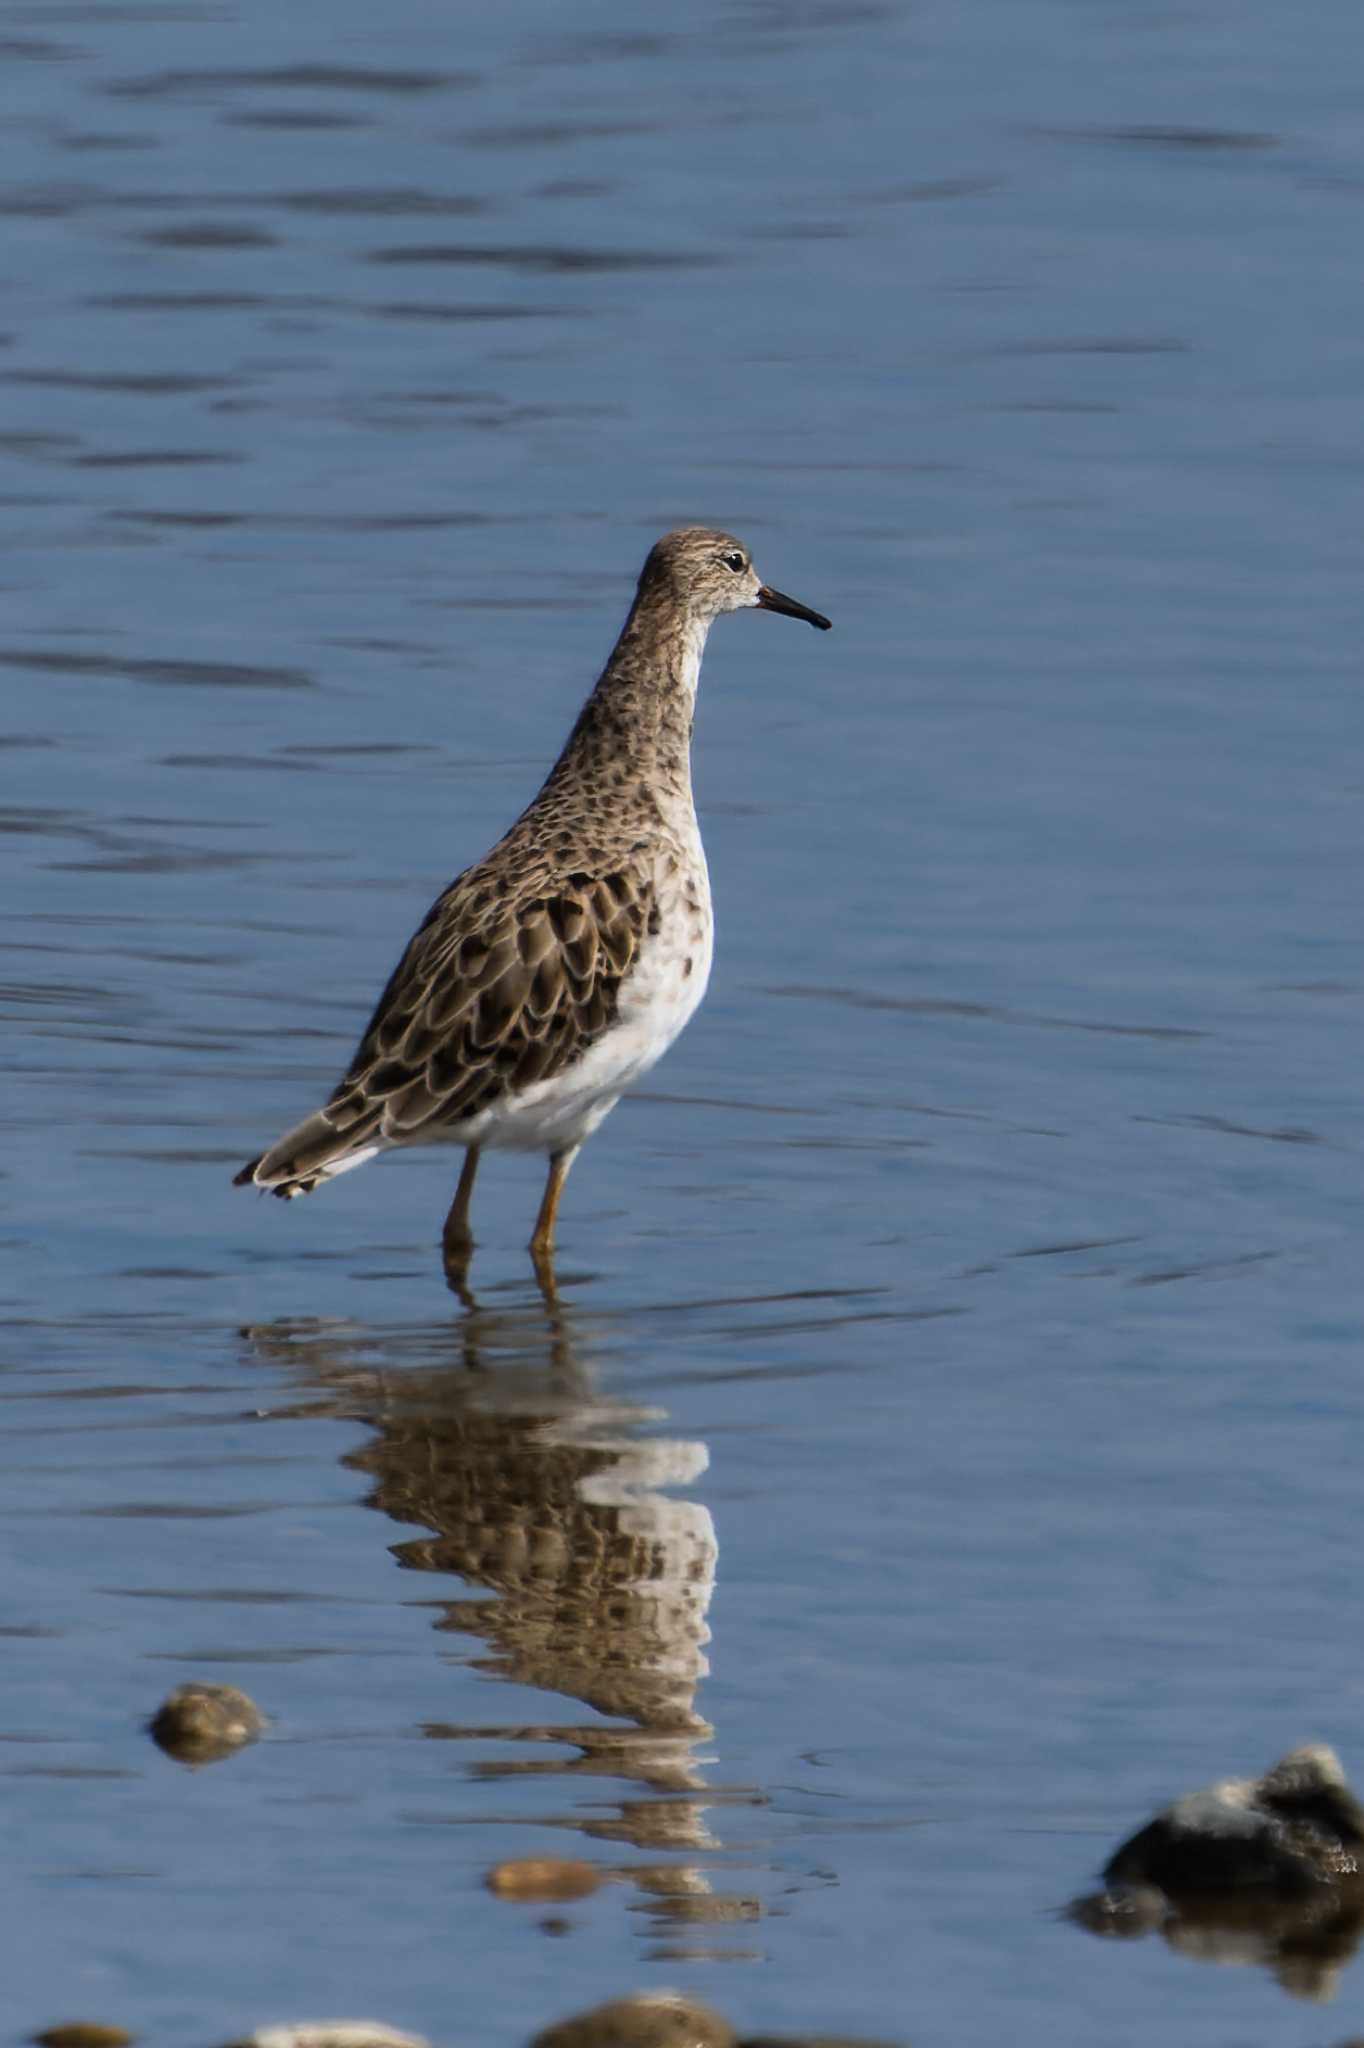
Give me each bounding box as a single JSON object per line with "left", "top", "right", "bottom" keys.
{"left": 615, "top": 834, "right": 713, "bottom": 1059}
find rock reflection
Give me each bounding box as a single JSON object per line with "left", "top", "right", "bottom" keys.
{"left": 243, "top": 1287, "right": 760, "bottom": 1951}
{"left": 1069, "top": 1881, "right": 1364, "bottom": 2003}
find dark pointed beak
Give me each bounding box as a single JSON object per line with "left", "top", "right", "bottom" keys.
{"left": 756, "top": 584, "right": 832, "bottom": 631}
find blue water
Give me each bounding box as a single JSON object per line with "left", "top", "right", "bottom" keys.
{"left": 5, "top": 2, "right": 1364, "bottom": 2042}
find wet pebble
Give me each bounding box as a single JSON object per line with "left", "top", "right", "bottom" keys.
{"left": 31, "top": 2028, "right": 135, "bottom": 2048}
{"left": 148, "top": 1682, "right": 267, "bottom": 1764}
{"left": 530, "top": 1992, "right": 735, "bottom": 2048}
{"left": 487, "top": 1855, "right": 602, "bottom": 1902}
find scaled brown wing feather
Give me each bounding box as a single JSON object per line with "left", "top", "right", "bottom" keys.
{"left": 328, "top": 867, "right": 651, "bottom": 1140}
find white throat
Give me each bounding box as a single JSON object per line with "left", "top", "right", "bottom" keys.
{"left": 676, "top": 616, "right": 711, "bottom": 705}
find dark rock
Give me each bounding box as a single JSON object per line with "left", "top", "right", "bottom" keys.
{"left": 1103, "top": 1745, "right": 1364, "bottom": 1894}
{"left": 1066, "top": 1747, "right": 1364, "bottom": 2000}
{"left": 148, "top": 1682, "right": 267, "bottom": 1765}
{"left": 31, "top": 2028, "right": 135, "bottom": 2048}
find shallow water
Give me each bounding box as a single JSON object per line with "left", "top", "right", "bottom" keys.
{"left": 6, "top": 2, "right": 1364, "bottom": 2042}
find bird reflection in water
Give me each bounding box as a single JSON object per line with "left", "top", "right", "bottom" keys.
{"left": 242, "top": 1278, "right": 761, "bottom": 1958}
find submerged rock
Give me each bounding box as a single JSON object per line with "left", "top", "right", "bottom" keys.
{"left": 1102, "top": 1744, "right": 1364, "bottom": 1894}
{"left": 148, "top": 1682, "right": 267, "bottom": 1765}
{"left": 530, "top": 1992, "right": 735, "bottom": 2048}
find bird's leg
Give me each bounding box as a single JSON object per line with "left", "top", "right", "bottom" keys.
{"left": 529, "top": 1145, "right": 578, "bottom": 1272}
{"left": 442, "top": 1146, "right": 481, "bottom": 1258}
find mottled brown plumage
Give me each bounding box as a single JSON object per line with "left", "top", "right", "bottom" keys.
{"left": 234, "top": 527, "right": 830, "bottom": 1268}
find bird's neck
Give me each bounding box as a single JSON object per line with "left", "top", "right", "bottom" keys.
{"left": 551, "top": 590, "right": 709, "bottom": 803}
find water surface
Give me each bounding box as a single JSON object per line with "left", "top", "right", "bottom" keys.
{"left": 5, "top": 2, "right": 1364, "bottom": 2043}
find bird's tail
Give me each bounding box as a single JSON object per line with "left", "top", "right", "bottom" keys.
{"left": 233, "top": 1104, "right": 385, "bottom": 1200}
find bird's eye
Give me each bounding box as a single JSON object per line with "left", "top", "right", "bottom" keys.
{"left": 722, "top": 550, "right": 746, "bottom": 573}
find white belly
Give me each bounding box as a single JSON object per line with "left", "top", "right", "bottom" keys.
{"left": 462, "top": 852, "right": 713, "bottom": 1155}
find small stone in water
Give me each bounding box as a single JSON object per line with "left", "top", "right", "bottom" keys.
{"left": 31, "top": 2028, "right": 135, "bottom": 2048}
{"left": 530, "top": 1992, "right": 736, "bottom": 2048}
{"left": 487, "top": 1856, "right": 602, "bottom": 1902}
{"left": 148, "top": 1682, "right": 267, "bottom": 1765}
